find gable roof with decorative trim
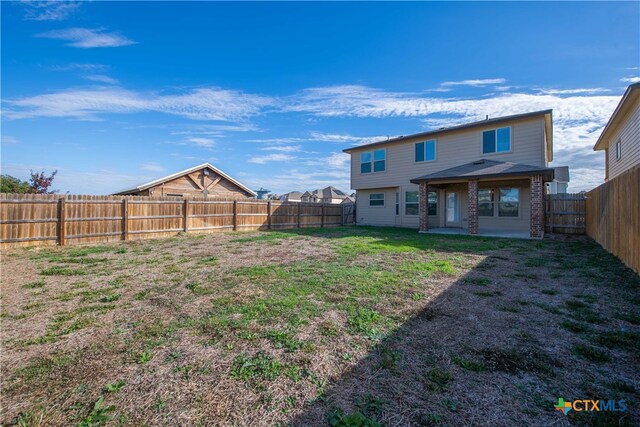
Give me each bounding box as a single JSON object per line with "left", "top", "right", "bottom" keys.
{"left": 113, "top": 163, "right": 257, "bottom": 196}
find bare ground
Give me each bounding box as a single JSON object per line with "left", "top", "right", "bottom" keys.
{"left": 1, "top": 226, "right": 638, "bottom": 426}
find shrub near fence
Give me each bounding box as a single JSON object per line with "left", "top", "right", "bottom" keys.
{"left": 586, "top": 165, "right": 640, "bottom": 273}
{"left": 0, "top": 194, "right": 345, "bottom": 249}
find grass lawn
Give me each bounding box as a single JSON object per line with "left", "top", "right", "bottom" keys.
{"left": 1, "top": 226, "right": 639, "bottom": 426}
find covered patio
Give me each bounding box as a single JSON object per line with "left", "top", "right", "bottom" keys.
{"left": 410, "top": 159, "right": 555, "bottom": 239}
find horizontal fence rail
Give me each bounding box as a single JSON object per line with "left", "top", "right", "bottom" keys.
{"left": 545, "top": 193, "right": 586, "bottom": 234}
{"left": 0, "top": 194, "right": 347, "bottom": 248}
{"left": 586, "top": 165, "right": 639, "bottom": 273}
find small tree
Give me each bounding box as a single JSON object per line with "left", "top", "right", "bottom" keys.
{"left": 29, "top": 170, "right": 58, "bottom": 194}
{"left": 0, "top": 175, "right": 31, "bottom": 193}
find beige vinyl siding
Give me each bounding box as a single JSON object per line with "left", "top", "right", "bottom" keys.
{"left": 356, "top": 189, "right": 398, "bottom": 227}
{"left": 350, "top": 117, "right": 546, "bottom": 190}
{"left": 607, "top": 97, "right": 640, "bottom": 180}
{"left": 478, "top": 185, "right": 531, "bottom": 232}
{"left": 397, "top": 184, "right": 440, "bottom": 229}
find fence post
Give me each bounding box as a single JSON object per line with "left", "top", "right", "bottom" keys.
{"left": 321, "top": 203, "right": 325, "bottom": 228}
{"left": 183, "top": 199, "right": 189, "bottom": 232}
{"left": 297, "top": 203, "right": 301, "bottom": 228}
{"left": 233, "top": 200, "right": 238, "bottom": 231}
{"left": 122, "top": 198, "right": 129, "bottom": 241}
{"left": 267, "top": 201, "right": 272, "bottom": 230}
{"left": 58, "top": 197, "right": 66, "bottom": 246}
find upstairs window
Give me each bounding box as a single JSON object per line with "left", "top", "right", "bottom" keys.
{"left": 360, "top": 152, "right": 372, "bottom": 173}
{"left": 616, "top": 140, "right": 622, "bottom": 160}
{"left": 360, "top": 149, "right": 386, "bottom": 173}
{"left": 415, "top": 140, "right": 437, "bottom": 162}
{"left": 482, "top": 127, "right": 511, "bottom": 154}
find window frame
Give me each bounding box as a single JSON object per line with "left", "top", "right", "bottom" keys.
{"left": 427, "top": 191, "right": 437, "bottom": 216}
{"left": 478, "top": 189, "right": 495, "bottom": 217}
{"left": 405, "top": 191, "right": 419, "bottom": 216}
{"left": 395, "top": 192, "right": 399, "bottom": 215}
{"left": 415, "top": 139, "right": 437, "bottom": 163}
{"left": 497, "top": 187, "right": 520, "bottom": 218}
{"left": 369, "top": 193, "right": 385, "bottom": 207}
{"left": 616, "top": 140, "right": 622, "bottom": 160}
{"left": 360, "top": 149, "right": 386, "bottom": 174}
{"left": 482, "top": 126, "right": 512, "bottom": 155}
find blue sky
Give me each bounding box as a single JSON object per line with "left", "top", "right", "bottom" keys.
{"left": 2, "top": 1, "right": 639, "bottom": 194}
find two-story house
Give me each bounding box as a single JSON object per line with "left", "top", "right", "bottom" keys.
{"left": 593, "top": 82, "right": 640, "bottom": 181}
{"left": 344, "top": 110, "right": 564, "bottom": 238}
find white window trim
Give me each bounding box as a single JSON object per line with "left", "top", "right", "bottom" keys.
{"left": 369, "top": 193, "right": 385, "bottom": 207}
{"left": 414, "top": 139, "right": 437, "bottom": 163}
{"left": 616, "top": 140, "right": 622, "bottom": 160}
{"left": 360, "top": 149, "right": 387, "bottom": 174}
{"left": 481, "top": 126, "right": 512, "bottom": 156}
{"left": 404, "top": 190, "right": 419, "bottom": 216}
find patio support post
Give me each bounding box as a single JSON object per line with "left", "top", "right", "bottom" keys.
{"left": 468, "top": 180, "right": 479, "bottom": 235}
{"left": 530, "top": 174, "right": 544, "bottom": 238}
{"left": 419, "top": 181, "right": 428, "bottom": 232}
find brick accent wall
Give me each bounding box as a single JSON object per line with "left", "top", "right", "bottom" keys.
{"left": 530, "top": 174, "right": 544, "bottom": 238}
{"left": 467, "top": 180, "right": 479, "bottom": 235}
{"left": 419, "top": 182, "right": 428, "bottom": 232}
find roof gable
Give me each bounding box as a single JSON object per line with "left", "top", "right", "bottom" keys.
{"left": 114, "top": 163, "right": 256, "bottom": 196}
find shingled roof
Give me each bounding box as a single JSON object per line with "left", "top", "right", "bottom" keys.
{"left": 410, "top": 159, "right": 554, "bottom": 184}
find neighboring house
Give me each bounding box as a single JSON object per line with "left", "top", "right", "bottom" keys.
{"left": 547, "top": 166, "right": 570, "bottom": 194}
{"left": 344, "top": 110, "right": 569, "bottom": 238}
{"left": 300, "top": 186, "right": 350, "bottom": 204}
{"left": 341, "top": 195, "right": 356, "bottom": 204}
{"left": 279, "top": 191, "right": 303, "bottom": 202}
{"left": 113, "top": 163, "right": 256, "bottom": 198}
{"left": 593, "top": 82, "right": 640, "bottom": 181}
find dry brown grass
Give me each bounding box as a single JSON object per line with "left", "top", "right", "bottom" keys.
{"left": 1, "top": 227, "right": 638, "bottom": 426}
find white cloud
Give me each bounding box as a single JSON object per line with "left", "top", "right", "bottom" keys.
{"left": 83, "top": 74, "right": 119, "bottom": 85}
{"left": 21, "top": 1, "right": 81, "bottom": 21}
{"left": 4, "top": 87, "right": 272, "bottom": 121}
{"left": 49, "top": 63, "right": 109, "bottom": 72}
{"left": 308, "top": 132, "right": 386, "bottom": 145}
{"left": 184, "top": 137, "right": 216, "bottom": 148}
{"left": 441, "top": 78, "right": 507, "bottom": 87}
{"left": 620, "top": 76, "right": 640, "bottom": 83}
{"left": 535, "top": 88, "right": 611, "bottom": 95}
{"left": 35, "top": 27, "right": 136, "bottom": 48}
{"left": 1, "top": 135, "right": 20, "bottom": 144}
{"left": 247, "top": 154, "right": 296, "bottom": 164}
{"left": 140, "top": 163, "right": 164, "bottom": 172}
{"left": 260, "top": 145, "right": 302, "bottom": 153}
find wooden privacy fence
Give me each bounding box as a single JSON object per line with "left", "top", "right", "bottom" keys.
{"left": 586, "top": 165, "right": 640, "bottom": 273}
{"left": 545, "top": 193, "right": 586, "bottom": 234}
{"left": 0, "top": 194, "right": 345, "bottom": 248}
